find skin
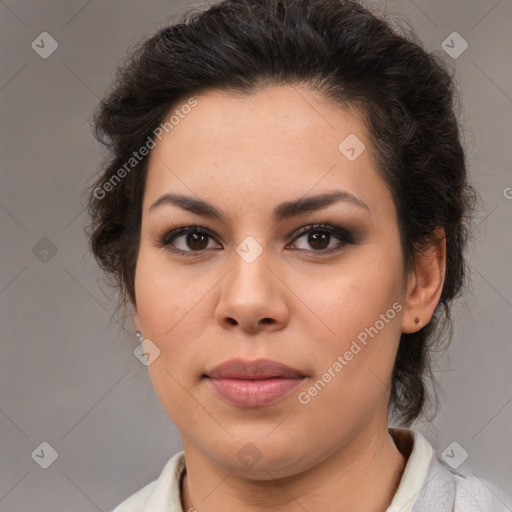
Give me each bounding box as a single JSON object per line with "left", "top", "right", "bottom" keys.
{"left": 133, "top": 85, "right": 446, "bottom": 512}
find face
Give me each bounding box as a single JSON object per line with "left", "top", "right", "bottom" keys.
{"left": 133, "top": 85, "right": 409, "bottom": 478}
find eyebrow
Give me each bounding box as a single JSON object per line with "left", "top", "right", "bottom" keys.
{"left": 149, "top": 190, "right": 369, "bottom": 220}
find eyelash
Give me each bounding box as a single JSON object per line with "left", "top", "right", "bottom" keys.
{"left": 157, "top": 223, "right": 355, "bottom": 257}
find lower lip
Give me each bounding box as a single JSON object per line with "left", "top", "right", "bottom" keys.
{"left": 207, "top": 377, "right": 304, "bottom": 407}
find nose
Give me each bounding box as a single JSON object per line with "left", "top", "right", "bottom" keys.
{"left": 214, "top": 249, "right": 290, "bottom": 334}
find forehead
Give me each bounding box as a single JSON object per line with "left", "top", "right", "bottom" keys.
{"left": 153, "top": 85, "right": 369, "bottom": 157}
{"left": 143, "top": 85, "right": 394, "bottom": 221}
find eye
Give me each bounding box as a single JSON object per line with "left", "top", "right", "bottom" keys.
{"left": 158, "top": 223, "right": 354, "bottom": 257}
{"left": 158, "top": 226, "right": 220, "bottom": 255}
{"left": 288, "top": 224, "right": 354, "bottom": 254}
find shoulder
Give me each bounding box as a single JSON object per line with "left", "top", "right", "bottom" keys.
{"left": 110, "top": 451, "right": 186, "bottom": 512}
{"left": 387, "top": 428, "right": 512, "bottom": 512}
{"left": 424, "top": 454, "right": 512, "bottom": 512}
{"left": 111, "top": 480, "right": 157, "bottom": 512}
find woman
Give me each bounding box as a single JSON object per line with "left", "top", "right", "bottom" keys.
{"left": 87, "top": 0, "right": 511, "bottom": 510}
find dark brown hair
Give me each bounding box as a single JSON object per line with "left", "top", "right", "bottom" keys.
{"left": 86, "top": 0, "right": 476, "bottom": 425}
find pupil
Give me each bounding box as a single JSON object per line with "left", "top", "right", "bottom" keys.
{"left": 188, "top": 233, "right": 207, "bottom": 250}
{"left": 309, "top": 232, "right": 329, "bottom": 249}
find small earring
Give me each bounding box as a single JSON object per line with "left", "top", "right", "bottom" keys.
{"left": 414, "top": 317, "right": 423, "bottom": 327}
{"left": 136, "top": 331, "right": 143, "bottom": 342}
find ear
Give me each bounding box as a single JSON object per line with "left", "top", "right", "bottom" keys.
{"left": 401, "top": 228, "right": 446, "bottom": 334}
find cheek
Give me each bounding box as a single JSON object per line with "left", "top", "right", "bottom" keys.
{"left": 292, "top": 255, "right": 403, "bottom": 343}
{"left": 133, "top": 250, "right": 209, "bottom": 422}
{"left": 298, "top": 280, "right": 402, "bottom": 428}
{"left": 134, "top": 248, "right": 206, "bottom": 337}
{"left": 133, "top": 247, "right": 225, "bottom": 400}
{"left": 293, "top": 249, "right": 404, "bottom": 399}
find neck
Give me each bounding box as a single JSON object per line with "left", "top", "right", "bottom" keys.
{"left": 180, "top": 425, "right": 408, "bottom": 512}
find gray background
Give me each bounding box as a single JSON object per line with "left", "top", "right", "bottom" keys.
{"left": 1, "top": 0, "right": 511, "bottom": 510}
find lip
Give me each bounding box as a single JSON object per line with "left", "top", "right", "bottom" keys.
{"left": 206, "top": 358, "right": 305, "bottom": 380}
{"left": 204, "top": 358, "right": 306, "bottom": 408}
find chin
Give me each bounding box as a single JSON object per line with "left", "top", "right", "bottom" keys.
{"left": 210, "top": 439, "right": 313, "bottom": 479}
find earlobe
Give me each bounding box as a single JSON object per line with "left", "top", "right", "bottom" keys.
{"left": 401, "top": 228, "right": 446, "bottom": 334}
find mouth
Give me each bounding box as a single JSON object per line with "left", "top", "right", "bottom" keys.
{"left": 205, "top": 358, "right": 306, "bottom": 380}
{"left": 204, "top": 358, "right": 306, "bottom": 408}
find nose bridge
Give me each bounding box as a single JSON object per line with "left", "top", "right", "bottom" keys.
{"left": 229, "top": 237, "right": 272, "bottom": 297}
{"left": 215, "top": 237, "right": 288, "bottom": 331}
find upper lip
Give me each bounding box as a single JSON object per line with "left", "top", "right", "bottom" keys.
{"left": 205, "top": 358, "right": 305, "bottom": 380}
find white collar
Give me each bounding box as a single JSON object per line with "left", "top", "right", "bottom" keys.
{"left": 386, "top": 427, "right": 433, "bottom": 511}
